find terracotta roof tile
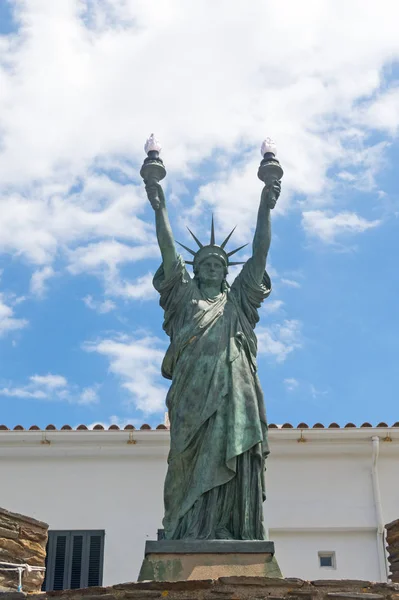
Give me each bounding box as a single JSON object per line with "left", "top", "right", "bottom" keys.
{"left": 0, "top": 422, "right": 398, "bottom": 431}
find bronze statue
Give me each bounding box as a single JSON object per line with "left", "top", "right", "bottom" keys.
{"left": 141, "top": 135, "right": 283, "bottom": 541}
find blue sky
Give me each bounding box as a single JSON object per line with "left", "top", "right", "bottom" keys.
{"left": 1, "top": 0, "right": 399, "bottom": 429}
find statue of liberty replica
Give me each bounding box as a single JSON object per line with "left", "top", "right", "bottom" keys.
{"left": 140, "top": 135, "right": 283, "bottom": 548}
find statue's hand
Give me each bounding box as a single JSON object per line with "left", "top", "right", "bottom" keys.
{"left": 262, "top": 179, "right": 281, "bottom": 209}
{"left": 145, "top": 180, "right": 165, "bottom": 211}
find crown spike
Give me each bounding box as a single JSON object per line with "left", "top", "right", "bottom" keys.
{"left": 228, "top": 261, "right": 246, "bottom": 266}
{"left": 227, "top": 243, "right": 248, "bottom": 257}
{"left": 186, "top": 227, "right": 204, "bottom": 248}
{"left": 176, "top": 241, "right": 196, "bottom": 256}
{"left": 220, "top": 226, "right": 237, "bottom": 249}
{"left": 210, "top": 215, "right": 216, "bottom": 245}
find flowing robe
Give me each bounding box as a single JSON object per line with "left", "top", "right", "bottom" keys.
{"left": 153, "top": 255, "right": 271, "bottom": 540}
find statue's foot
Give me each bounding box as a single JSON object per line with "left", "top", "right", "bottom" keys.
{"left": 215, "top": 527, "right": 234, "bottom": 540}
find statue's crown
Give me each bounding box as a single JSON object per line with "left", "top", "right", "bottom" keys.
{"left": 176, "top": 216, "right": 247, "bottom": 271}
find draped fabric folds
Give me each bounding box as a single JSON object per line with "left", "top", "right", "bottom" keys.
{"left": 153, "top": 255, "right": 271, "bottom": 540}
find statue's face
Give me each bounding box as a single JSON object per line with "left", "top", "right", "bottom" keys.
{"left": 197, "top": 257, "right": 225, "bottom": 288}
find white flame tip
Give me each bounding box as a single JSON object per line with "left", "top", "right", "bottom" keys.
{"left": 144, "top": 133, "right": 162, "bottom": 154}
{"left": 261, "top": 137, "right": 277, "bottom": 156}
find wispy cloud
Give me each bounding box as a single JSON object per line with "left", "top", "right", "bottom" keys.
{"left": 0, "top": 293, "right": 28, "bottom": 337}
{"left": 83, "top": 295, "right": 116, "bottom": 314}
{"left": 30, "top": 374, "right": 67, "bottom": 389}
{"left": 263, "top": 299, "right": 284, "bottom": 314}
{"left": 302, "top": 210, "right": 381, "bottom": 244}
{"left": 0, "top": 374, "right": 99, "bottom": 405}
{"left": 30, "top": 266, "right": 55, "bottom": 298}
{"left": 284, "top": 377, "right": 299, "bottom": 391}
{"left": 280, "top": 278, "right": 301, "bottom": 289}
{"left": 257, "top": 319, "right": 302, "bottom": 363}
{"left": 84, "top": 334, "right": 168, "bottom": 414}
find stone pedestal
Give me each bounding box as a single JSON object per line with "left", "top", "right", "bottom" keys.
{"left": 138, "top": 540, "right": 282, "bottom": 582}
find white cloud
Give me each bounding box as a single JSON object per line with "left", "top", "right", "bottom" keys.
{"left": 360, "top": 87, "right": 399, "bottom": 135}
{"left": 257, "top": 319, "right": 302, "bottom": 363}
{"left": 30, "top": 374, "right": 67, "bottom": 389}
{"left": 302, "top": 210, "right": 381, "bottom": 243}
{"left": 67, "top": 240, "right": 159, "bottom": 275}
{"left": 79, "top": 387, "right": 99, "bottom": 405}
{"left": 69, "top": 241, "right": 158, "bottom": 302}
{"left": 0, "top": 293, "right": 28, "bottom": 337}
{"left": 263, "top": 299, "right": 284, "bottom": 314}
{"left": 0, "top": 373, "right": 99, "bottom": 404}
{"left": 30, "top": 266, "right": 55, "bottom": 297}
{"left": 284, "top": 377, "right": 299, "bottom": 392}
{"left": 310, "top": 384, "right": 329, "bottom": 400}
{"left": 83, "top": 295, "right": 116, "bottom": 314}
{"left": 280, "top": 278, "right": 301, "bottom": 289}
{"left": 111, "top": 273, "right": 156, "bottom": 301}
{"left": 84, "top": 334, "right": 168, "bottom": 414}
{"left": 0, "top": 0, "right": 398, "bottom": 283}
{"left": 0, "top": 387, "right": 48, "bottom": 399}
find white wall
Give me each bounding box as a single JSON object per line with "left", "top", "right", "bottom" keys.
{"left": 272, "top": 531, "right": 379, "bottom": 581}
{"left": 0, "top": 428, "right": 397, "bottom": 584}
{"left": 1, "top": 451, "right": 167, "bottom": 585}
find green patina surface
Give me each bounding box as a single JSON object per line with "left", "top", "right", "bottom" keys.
{"left": 142, "top": 151, "right": 283, "bottom": 542}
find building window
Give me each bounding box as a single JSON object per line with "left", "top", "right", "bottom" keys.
{"left": 318, "top": 551, "right": 336, "bottom": 569}
{"left": 43, "top": 530, "right": 105, "bottom": 591}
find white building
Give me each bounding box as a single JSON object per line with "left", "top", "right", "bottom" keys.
{"left": 1, "top": 423, "right": 398, "bottom": 587}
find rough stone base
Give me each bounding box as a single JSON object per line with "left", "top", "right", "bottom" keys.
{"left": 0, "top": 576, "right": 398, "bottom": 600}
{"left": 0, "top": 506, "right": 48, "bottom": 593}
{"left": 386, "top": 518, "right": 399, "bottom": 582}
{"left": 138, "top": 540, "right": 282, "bottom": 582}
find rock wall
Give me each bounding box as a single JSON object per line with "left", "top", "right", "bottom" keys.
{"left": 386, "top": 519, "right": 399, "bottom": 583}
{"left": 0, "top": 576, "right": 398, "bottom": 600}
{"left": 0, "top": 506, "right": 48, "bottom": 593}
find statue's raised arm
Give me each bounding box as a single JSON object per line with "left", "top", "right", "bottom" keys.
{"left": 146, "top": 181, "right": 176, "bottom": 279}
{"left": 251, "top": 179, "right": 281, "bottom": 283}
{"left": 140, "top": 135, "right": 176, "bottom": 278}
{"left": 251, "top": 137, "right": 283, "bottom": 283}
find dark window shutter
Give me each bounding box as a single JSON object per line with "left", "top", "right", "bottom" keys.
{"left": 53, "top": 535, "right": 67, "bottom": 590}
{"left": 44, "top": 531, "right": 104, "bottom": 591}
{"left": 88, "top": 534, "right": 103, "bottom": 587}
{"left": 70, "top": 535, "right": 83, "bottom": 589}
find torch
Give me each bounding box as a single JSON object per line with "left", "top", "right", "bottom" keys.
{"left": 140, "top": 134, "right": 166, "bottom": 210}
{"left": 257, "top": 137, "right": 284, "bottom": 209}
